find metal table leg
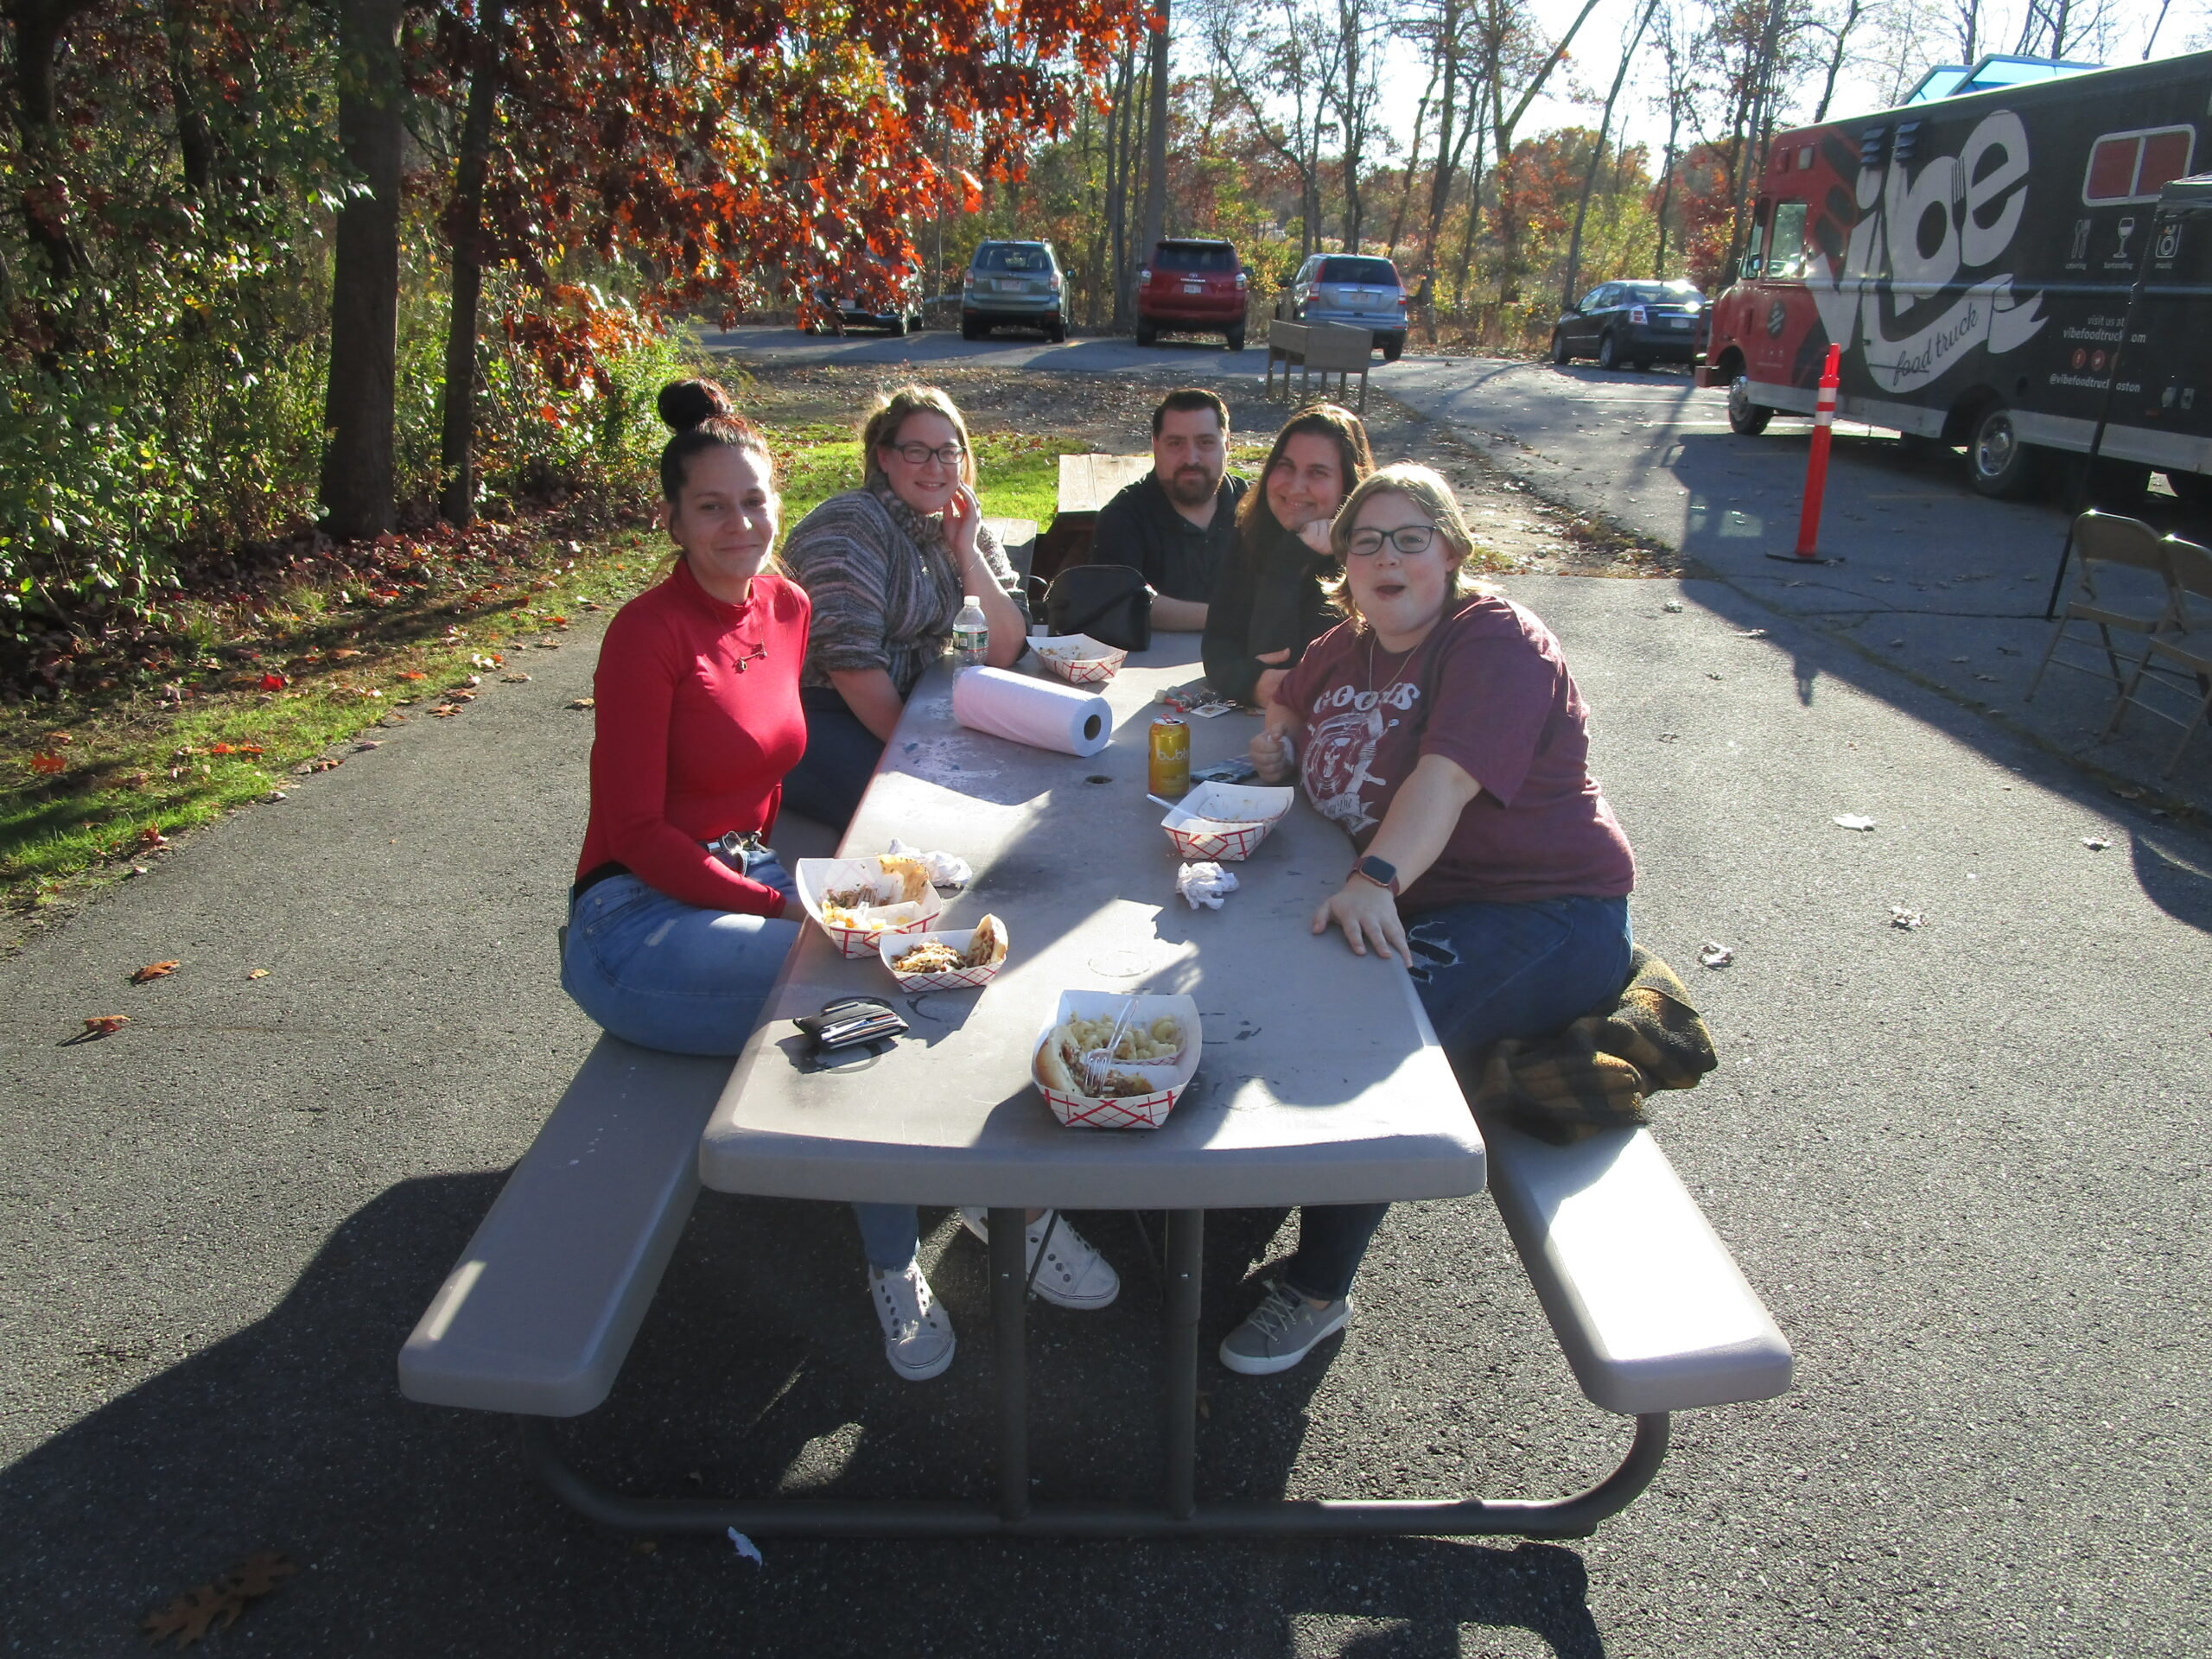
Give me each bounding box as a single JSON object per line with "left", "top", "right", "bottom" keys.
{"left": 1161, "top": 1209, "right": 1204, "bottom": 1520}
{"left": 988, "top": 1205, "right": 1029, "bottom": 1522}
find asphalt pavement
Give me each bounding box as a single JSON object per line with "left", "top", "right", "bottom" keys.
{"left": 3, "top": 567, "right": 2209, "bottom": 1656}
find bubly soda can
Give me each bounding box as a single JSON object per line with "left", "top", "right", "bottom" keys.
{"left": 1148, "top": 715, "right": 1191, "bottom": 798}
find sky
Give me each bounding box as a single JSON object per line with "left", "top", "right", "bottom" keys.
{"left": 1344, "top": 0, "right": 2210, "bottom": 174}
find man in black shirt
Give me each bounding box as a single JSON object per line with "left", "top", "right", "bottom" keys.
{"left": 1086, "top": 387, "right": 1246, "bottom": 631}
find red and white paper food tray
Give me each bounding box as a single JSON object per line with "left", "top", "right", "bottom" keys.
{"left": 877, "top": 921, "right": 1009, "bottom": 993}
{"left": 1031, "top": 990, "right": 1203, "bottom": 1131}
{"left": 1159, "top": 781, "right": 1296, "bottom": 862}
{"left": 793, "top": 855, "right": 944, "bottom": 961}
{"left": 1033, "top": 632, "right": 1128, "bottom": 686}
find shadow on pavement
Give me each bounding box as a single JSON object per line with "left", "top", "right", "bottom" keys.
{"left": 0, "top": 1174, "right": 1606, "bottom": 1656}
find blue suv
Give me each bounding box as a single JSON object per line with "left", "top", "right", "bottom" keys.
{"left": 961, "top": 241, "right": 1067, "bottom": 342}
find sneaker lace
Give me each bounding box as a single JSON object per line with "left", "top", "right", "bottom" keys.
{"left": 1249, "top": 1283, "right": 1305, "bottom": 1339}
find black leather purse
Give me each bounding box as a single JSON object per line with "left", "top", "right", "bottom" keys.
{"left": 1043, "top": 563, "right": 1152, "bottom": 652}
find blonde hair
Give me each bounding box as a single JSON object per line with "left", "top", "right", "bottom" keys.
{"left": 861, "top": 385, "right": 977, "bottom": 487}
{"left": 1322, "top": 463, "right": 1493, "bottom": 629}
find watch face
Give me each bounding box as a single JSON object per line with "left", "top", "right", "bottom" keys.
{"left": 1362, "top": 856, "right": 1396, "bottom": 884}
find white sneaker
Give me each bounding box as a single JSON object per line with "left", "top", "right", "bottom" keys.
{"left": 958, "top": 1208, "right": 1120, "bottom": 1310}
{"left": 868, "top": 1261, "right": 956, "bottom": 1382}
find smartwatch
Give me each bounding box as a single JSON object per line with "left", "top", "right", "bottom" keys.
{"left": 1351, "top": 855, "right": 1400, "bottom": 895}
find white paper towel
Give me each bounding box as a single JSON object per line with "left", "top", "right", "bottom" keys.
{"left": 951, "top": 666, "right": 1111, "bottom": 757}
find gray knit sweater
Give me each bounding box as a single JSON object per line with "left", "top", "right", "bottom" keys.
{"left": 780, "top": 478, "right": 1016, "bottom": 697}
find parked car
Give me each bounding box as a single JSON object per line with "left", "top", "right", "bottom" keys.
{"left": 1135, "top": 238, "right": 1249, "bottom": 350}
{"left": 1275, "top": 253, "right": 1408, "bottom": 360}
{"left": 961, "top": 240, "right": 1066, "bottom": 341}
{"left": 1551, "top": 281, "right": 1708, "bottom": 372}
{"left": 808, "top": 280, "right": 922, "bottom": 336}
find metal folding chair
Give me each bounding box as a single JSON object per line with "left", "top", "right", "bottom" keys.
{"left": 2106, "top": 533, "right": 2212, "bottom": 776}
{"left": 2027, "top": 512, "right": 2179, "bottom": 704}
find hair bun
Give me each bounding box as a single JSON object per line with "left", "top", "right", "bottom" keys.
{"left": 658, "top": 378, "right": 734, "bottom": 434}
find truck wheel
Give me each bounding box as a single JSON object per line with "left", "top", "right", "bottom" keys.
{"left": 1726, "top": 376, "right": 1772, "bottom": 435}
{"left": 1597, "top": 331, "right": 1622, "bottom": 370}
{"left": 1226, "top": 326, "right": 1246, "bottom": 352}
{"left": 1968, "top": 405, "right": 2043, "bottom": 500}
{"left": 1551, "top": 331, "right": 1571, "bottom": 364}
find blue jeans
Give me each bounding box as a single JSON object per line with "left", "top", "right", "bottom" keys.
{"left": 559, "top": 848, "right": 918, "bottom": 1272}
{"left": 1280, "top": 893, "right": 1635, "bottom": 1303}
{"left": 781, "top": 689, "right": 885, "bottom": 835}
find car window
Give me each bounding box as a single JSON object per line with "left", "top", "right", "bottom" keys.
{"left": 1624, "top": 282, "right": 1700, "bottom": 303}
{"left": 1765, "top": 201, "right": 1810, "bottom": 281}
{"left": 976, "top": 245, "right": 1052, "bottom": 273}
{"left": 1317, "top": 257, "right": 1399, "bottom": 285}
{"left": 1579, "top": 287, "right": 1609, "bottom": 313}
{"left": 1156, "top": 244, "right": 1236, "bottom": 272}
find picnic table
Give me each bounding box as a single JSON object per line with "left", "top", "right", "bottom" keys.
{"left": 1033, "top": 453, "right": 1154, "bottom": 587}
{"left": 400, "top": 635, "right": 1793, "bottom": 1541}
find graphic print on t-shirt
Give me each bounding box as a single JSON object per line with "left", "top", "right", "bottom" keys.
{"left": 1301, "top": 680, "right": 1421, "bottom": 836}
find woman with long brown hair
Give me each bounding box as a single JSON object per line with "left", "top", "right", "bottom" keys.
{"left": 1199, "top": 403, "right": 1374, "bottom": 705}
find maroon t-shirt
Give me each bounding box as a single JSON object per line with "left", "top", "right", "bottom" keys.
{"left": 1276, "top": 595, "right": 1636, "bottom": 911}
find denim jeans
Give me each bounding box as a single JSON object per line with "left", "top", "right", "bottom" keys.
{"left": 781, "top": 689, "right": 885, "bottom": 835}
{"left": 1279, "top": 893, "right": 1635, "bottom": 1304}
{"left": 559, "top": 847, "right": 918, "bottom": 1273}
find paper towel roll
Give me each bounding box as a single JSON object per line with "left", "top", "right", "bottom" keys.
{"left": 951, "top": 666, "right": 1112, "bottom": 757}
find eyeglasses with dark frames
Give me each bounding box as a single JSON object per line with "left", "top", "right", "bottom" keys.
{"left": 890, "top": 442, "right": 966, "bottom": 467}
{"left": 1345, "top": 524, "right": 1440, "bottom": 558}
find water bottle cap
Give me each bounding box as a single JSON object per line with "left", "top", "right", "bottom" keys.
{"left": 963, "top": 594, "right": 980, "bottom": 606}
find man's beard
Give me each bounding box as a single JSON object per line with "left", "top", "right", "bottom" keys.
{"left": 1166, "top": 465, "right": 1218, "bottom": 506}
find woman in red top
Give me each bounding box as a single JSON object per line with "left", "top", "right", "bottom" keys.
{"left": 1218, "top": 462, "right": 1638, "bottom": 1378}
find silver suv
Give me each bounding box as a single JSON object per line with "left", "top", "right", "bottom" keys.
{"left": 1277, "top": 253, "right": 1407, "bottom": 360}
{"left": 961, "top": 241, "right": 1067, "bottom": 342}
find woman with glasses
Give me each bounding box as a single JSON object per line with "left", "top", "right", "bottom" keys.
{"left": 779, "top": 385, "right": 1027, "bottom": 830}
{"left": 1217, "top": 463, "right": 1637, "bottom": 1378}
{"left": 778, "top": 384, "right": 1119, "bottom": 1380}
{"left": 1201, "top": 403, "right": 1373, "bottom": 707}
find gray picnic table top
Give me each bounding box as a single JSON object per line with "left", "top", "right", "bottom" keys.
{"left": 698, "top": 638, "right": 1485, "bottom": 1211}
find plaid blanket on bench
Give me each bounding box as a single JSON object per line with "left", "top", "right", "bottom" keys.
{"left": 1468, "top": 946, "right": 1718, "bottom": 1145}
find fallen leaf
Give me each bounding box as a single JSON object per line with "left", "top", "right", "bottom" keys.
{"left": 398, "top": 671, "right": 428, "bottom": 681}
{"left": 632, "top": 1539, "right": 659, "bottom": 1556}
{"left": 1889, "top": 905, "right": 1923, "bottom": 930}
{"left": 130, "top": 960, "right": 180, "bottom": 983}
{"left": 139, "top": 826, "right": 170, "bottom": 849}
{"left": 246, "top": 968, "right": 270, "bottom": 980}
{"left": 1663, "top": 600, "right": 1684, "bottom": 613}
{"left": 549, "top": 614, "right": 569, "bottom": 626}
{"left": 258, "top": 673, "right": 286, "bottom": 690}
{"left": 2082, "top": 836, "right": 2111, "bottom": 850}
{"left": 1698, "top": 941, "right": 1733, "bottom": 968}
{"left": 81, "top": 1014, "right": 129, "bottom": 1036}
{"left": 30, "top": 752, "right": 64, "bottom": 774}
{"left": 568, "top": 696, "right": 595, "bottom": 709}
{"left": 353, "top": 740, "right": 381, "bottom": 751}
{"left": 501, "top": 672, "right": 531, "bottom": 683}
{"left": 431, "top": 706, "right": 459, "bottom": 718}
{"left": 331, "top": 647, "right": 362, "bottom": 660}
{"left": 2111, "top": 785, "right": 2146, "bottom": 800}
{"left": 1734, "top": 627, "right": 1768, "bottom": 638}
{"left": 141, "top": 1552, "right": 296, "bottom": 1649}
{"left": 1833, "top": 814, "right": 1878, "bottom": 831}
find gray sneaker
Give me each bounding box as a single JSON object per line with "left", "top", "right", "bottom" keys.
{"left": 1218, "top": 1281, "right": 1351, "bottom": 1376}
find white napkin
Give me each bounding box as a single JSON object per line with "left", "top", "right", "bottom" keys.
{"left": 1176, "top": 861, "right": 1240, "bottom": 910}
{"left": 887, "top": 838, "right": 972, "bottom": 889}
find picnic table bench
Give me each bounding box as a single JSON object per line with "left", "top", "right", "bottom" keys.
{"left": 400, "top": 642, "right": 1791, "bottom": 1538}
{"left": 1265, "top": 319, "right": 1376, "bottom": 413}
{"left": 1032, "top": 453, "right": 1153, "bottom": 587}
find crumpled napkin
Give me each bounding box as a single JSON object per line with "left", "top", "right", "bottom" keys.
{"left": 1177, "top": 861, "right": 1240, "bottom": 910}
{"left": 887, "top": 838, "right": 972, "bottom": 888}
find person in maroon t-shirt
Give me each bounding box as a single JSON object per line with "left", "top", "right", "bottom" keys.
{"left": 1217, "top": 462, "right": 1638, "bottom": 1378}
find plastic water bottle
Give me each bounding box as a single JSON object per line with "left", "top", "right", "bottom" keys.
{"left": 952, "top": 594, "right": 988, "bottom": 667}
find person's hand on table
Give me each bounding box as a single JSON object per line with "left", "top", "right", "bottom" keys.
{"left": 1313, "top": 876, "right": 1408, "bottom": 962}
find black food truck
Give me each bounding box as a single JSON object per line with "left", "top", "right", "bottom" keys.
{"left": 1700, "top": 50, "right": 2212, "bottom": 505}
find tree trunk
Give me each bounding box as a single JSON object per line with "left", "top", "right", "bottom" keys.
{"left": 164, "top": 0, "right": 216, "bottom": 200}
{"left": 439, "top": 0, "right": 504, "bottom": 528}
{"left": 1138, "top": 0, "right": 1169, "bottom": 257}
{"left": 1385, "top": 62, "right": 1438, "bottom": 262}
{"left": 1561, "top": 0, "right": 1655, "bottom": 311}
{"left": 1813, "top": 0, "right": 1863, "bottom": 122}
{"left": 321, "top": 0, "right": 407, "bottom": 540}
{"left": 5, "top": 0, "right": 99, "bottom": 287}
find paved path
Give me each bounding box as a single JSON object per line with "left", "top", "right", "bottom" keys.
{"left": 711, "top": 327, "right": 2212, "bottom": 812}
{"left": 3, "top": 573, "right": 2209, "bottom": 1656}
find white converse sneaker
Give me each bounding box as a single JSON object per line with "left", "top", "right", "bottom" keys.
{"left": 958, "top": 1208, "right": 1120, "bottom": 1310}
{"left": 868, "top": 1261, "right": 956, "bottom": 1381}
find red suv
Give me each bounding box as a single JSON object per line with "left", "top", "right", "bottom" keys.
{"left": 1135, "top": 238, "right": 1249, "bottom": 351}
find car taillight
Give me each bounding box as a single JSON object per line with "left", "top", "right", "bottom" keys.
{"left": 1630, "top": 304, "right": 1648, "bottom": 323}
{"left": 1235, "top": 271, "right": 1248, "bottom": 290}
{"left": 1050, "top": 271, "right": 1063, "bottom": 293}
{"left": 963, "top": 270, "right": 975, "bottom": 290}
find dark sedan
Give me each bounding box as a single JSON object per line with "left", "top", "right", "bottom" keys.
{"left": 1551, "top": 280, "right": 1708, "bottom": 371}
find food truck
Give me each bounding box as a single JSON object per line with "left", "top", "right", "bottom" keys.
{"left": 1700, "top": 50, "right": 2212, "bottom": 504}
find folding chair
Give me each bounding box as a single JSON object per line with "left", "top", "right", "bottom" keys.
{"left": 2026, "top": 512, "right": 2178, "bottom": 704}
{"left": 2106, "top": 533, "right": 2212, "bottom": 776}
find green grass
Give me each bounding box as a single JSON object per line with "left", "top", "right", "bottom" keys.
{"left": 0, "top": 422, "right": 1094, "bottom": 935}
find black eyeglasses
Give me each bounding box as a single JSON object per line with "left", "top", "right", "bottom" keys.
{"left": 891, "top": 442, "right": 965, "bottom": 467}
{"left": 1345, "top": 524, "right": 1440, "bottom": 558}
